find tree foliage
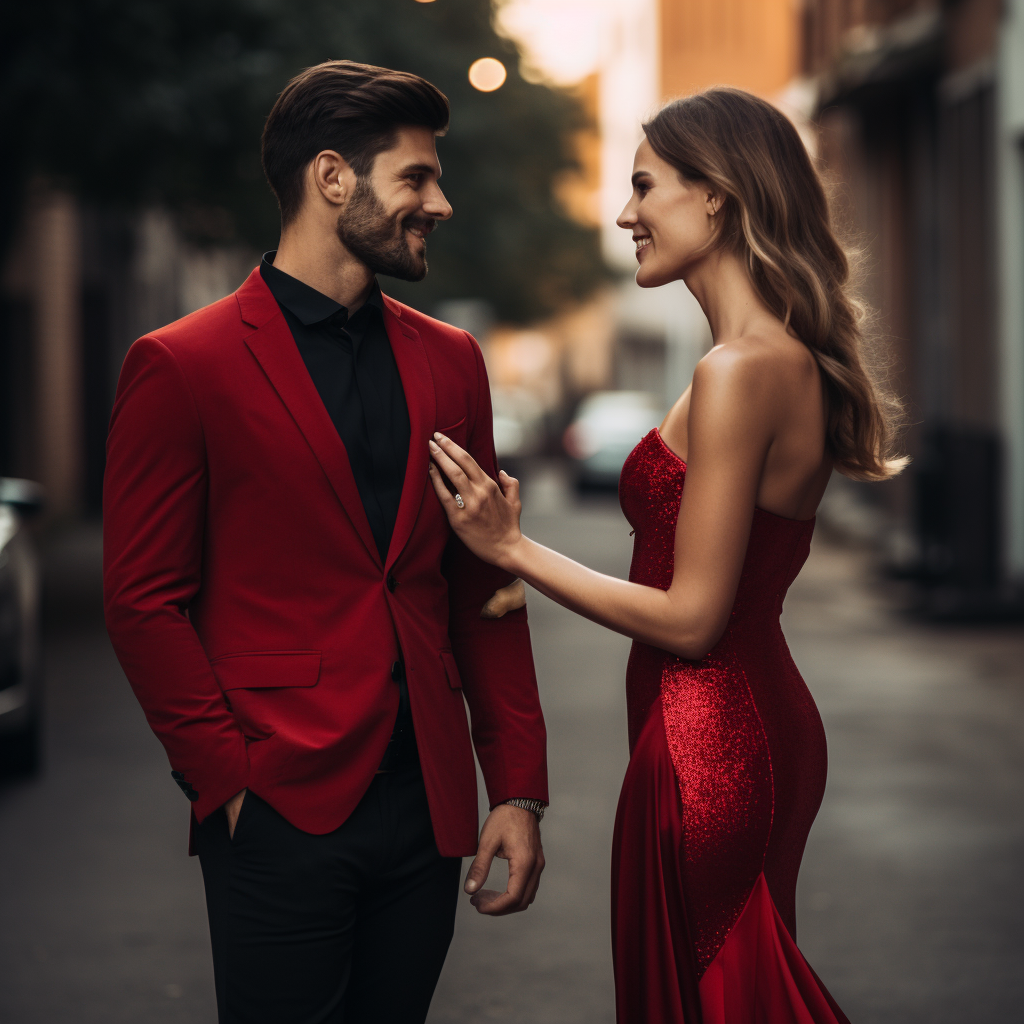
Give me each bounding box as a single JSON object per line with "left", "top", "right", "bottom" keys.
{"left": 2, "top": 0, "right": 610, "bottom": 322}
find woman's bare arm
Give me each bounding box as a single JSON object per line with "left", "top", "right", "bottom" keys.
{"left": 429, "top": 342, "right": 779, "bottom": 661}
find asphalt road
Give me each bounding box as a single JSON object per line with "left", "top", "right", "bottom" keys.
{"left": 1, "top": 465, "right": 1022, "bottom": 1023}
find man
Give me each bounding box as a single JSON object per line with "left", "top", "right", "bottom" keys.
{"left": 103, "top": 60, "right": 548, "bottom": 1024}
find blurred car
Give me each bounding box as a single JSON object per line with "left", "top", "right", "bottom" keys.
{"left": 563, "top": 391, "right": 663, "bottom": 491}
{"left": 491, "top": 387, "right": 546, "bottom": 474}
{"left": 0, "top": 478, "right": 43, "bottom": 774}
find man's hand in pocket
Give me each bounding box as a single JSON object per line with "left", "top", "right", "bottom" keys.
{"left": 225, "top": 789, "right": 247, "bottom": 839}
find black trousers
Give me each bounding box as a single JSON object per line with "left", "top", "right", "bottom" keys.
{"left": 194, "top": 763, "right": 462, "bottom": 1024}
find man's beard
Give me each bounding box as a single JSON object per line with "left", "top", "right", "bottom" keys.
{"left": 337, "top": 178, "right": 431, "bottom": 282}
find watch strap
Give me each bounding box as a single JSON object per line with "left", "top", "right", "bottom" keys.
{"left": 503, "top": 797, "right": 546, "bottom": 821}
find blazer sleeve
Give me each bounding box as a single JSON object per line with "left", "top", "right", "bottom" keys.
{"left": 103, "top": 336, "right": 249, "bottom": 823}
{"left": 442, "top": 333, "right": 549, "bottom": 809}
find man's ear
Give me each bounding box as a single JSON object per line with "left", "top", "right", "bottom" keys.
{"left": 310, "top": 150, "right": 357, "bottom": 208}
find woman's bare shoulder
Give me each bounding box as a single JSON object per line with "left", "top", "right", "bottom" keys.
{"left": 694, "top": 331, "right": 816, "bottom": 398}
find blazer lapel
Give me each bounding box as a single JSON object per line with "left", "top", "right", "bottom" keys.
{"left": 382, "top": 295, "right": 436, "bottom": 570}
{"left": 236, "top": 270, "right": 382, "bottom": 569}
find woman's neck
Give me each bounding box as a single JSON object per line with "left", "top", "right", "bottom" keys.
{"left": 683, "top": 249, "right": 778, "bottom": 344}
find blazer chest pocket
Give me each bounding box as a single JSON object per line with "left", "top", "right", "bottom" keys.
{"left": 435, "top": 416, "right": 467, "bottom": 446}
{"left": 212, "top": 651, "right": 322, "bottom": 691}
{"left": 440, "top": 650, "right": 462, "bottom": 690}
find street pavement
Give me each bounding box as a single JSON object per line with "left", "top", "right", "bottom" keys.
{"left": 1, "top": 464, "right": 1022, "bottom": 1023}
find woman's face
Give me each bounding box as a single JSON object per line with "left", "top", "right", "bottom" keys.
{"left": 617, "top": 138, "right": 716, "bottom": 288}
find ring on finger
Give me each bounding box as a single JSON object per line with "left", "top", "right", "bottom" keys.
{"left": 454, "top": 493, "right": 465, "bottom": 509}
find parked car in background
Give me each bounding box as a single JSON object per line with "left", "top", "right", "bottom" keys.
{"left": 0, "top": 479, "right": 43, "bottom": 774}
{"left": 563, "top": 391, "right": 664, "bottom": 491}
{"left": 491, "top": 386, "right": 546, "bottom": 475}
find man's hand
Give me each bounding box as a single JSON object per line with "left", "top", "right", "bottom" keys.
{"left": 479, "top": 578, "right": 527, "bottom": 619}
{"left": 464, "top": 802, "right": 544, "bottom": 915}
{"left": 224, "top": 789, "right": 247, "bottom": 839}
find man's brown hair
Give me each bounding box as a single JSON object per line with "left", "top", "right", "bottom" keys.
{"left": 262, "top": 60, "right": 450, "bottom": 225}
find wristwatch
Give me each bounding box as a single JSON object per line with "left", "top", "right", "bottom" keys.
{"left": 503, "top": 797, "right": 546, "bottom": 822}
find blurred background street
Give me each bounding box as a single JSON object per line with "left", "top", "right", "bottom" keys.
{"left": 3, "top": 0, "right": 1024, "bottom": 1020}
{"left": 1, "top": 467, "right": 1023, "bottom": 1023}
{"left": 2, "top": 468, "right": 1024, "bottom": 1019}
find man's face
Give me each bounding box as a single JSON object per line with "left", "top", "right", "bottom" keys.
{"left": 337, "top": 126, "right": 453, "bottom": 281}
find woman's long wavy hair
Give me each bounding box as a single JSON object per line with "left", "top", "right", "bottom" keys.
{"left": 643, "top": 87, "right": 906, "bottom": 480}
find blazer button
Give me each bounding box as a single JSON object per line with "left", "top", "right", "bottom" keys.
{"left": 387, "top": 573, "right": 397, "bottom": 593}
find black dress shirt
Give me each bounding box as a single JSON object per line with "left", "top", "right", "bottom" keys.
{"left": 260, "top": 253, "right": 414, "bottom": 766}
{"left": 260, "top": 253, "right": 410, "bottom": 563}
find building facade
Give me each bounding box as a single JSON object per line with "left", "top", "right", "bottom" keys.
{"left": 0, "top": 197, "right": 252, "bottom": 520}
{"left": 803, "top": 0, "right": 1021, "bottom": 610}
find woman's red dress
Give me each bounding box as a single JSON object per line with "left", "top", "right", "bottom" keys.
{"left": 612, "top": 429, "right": 850, "bottom": 1023}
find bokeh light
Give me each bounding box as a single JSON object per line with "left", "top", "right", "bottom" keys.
{"left": 468, "top": 57, "right": 507, "bottom": 92}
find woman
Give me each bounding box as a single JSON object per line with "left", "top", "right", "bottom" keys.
{"left": 428, "top": 88, "right": 904, "bottom": 1023}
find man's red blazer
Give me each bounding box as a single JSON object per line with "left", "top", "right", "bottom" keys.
{"left": 103, "top": 268, "right": 548, "bottom": 857}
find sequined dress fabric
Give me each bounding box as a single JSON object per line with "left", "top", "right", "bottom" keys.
{"left": 610, "top": 429, "right": 849, "bottom": 1024}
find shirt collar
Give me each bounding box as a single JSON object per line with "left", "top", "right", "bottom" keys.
{"left": 260, "top": 251, "right": 383, "bottom": 327}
